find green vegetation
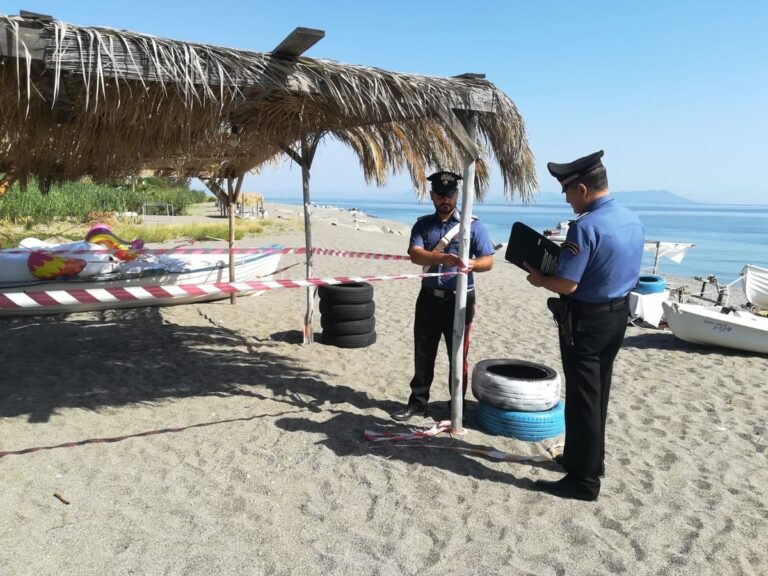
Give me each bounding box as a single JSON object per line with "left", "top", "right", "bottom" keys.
{"left": 112, "top": 220, "right": 293, "bottom": 244}
{"left": 0, "top": 178, "right": 301, "bottom": 248}
{"left": 0, "top": 178, "right": 208, "bottom": 226}
{"left": 0, "top": 213, "right": 297, "bottom": 249}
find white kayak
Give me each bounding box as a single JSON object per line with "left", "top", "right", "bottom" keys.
{"left": 0, "top": 248, "right": 282, "bottom": 316}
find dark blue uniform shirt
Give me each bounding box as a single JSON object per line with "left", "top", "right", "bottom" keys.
{"left": 409, "top": 211, "right": 495, "bottom": 291}
{"left": 555, "top": 196, "right": 644, "bottom": 303}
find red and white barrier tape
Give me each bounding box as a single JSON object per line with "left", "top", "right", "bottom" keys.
{"left": 0, "top": 271, "right": 457, "bottom": 311}
{"left": 364, "top": 420, "right": 453, "bottom": 442}
{"left": 0, "top": 246, "right": 412, "bottom": 260}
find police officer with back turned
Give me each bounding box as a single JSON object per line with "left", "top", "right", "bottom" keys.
{"left": 524, "top": 150, "right": 644, "bottom": 501}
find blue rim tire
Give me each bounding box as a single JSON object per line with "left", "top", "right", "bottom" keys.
{"left": 635, "top": 274, "right": 667, "bottom": 295}
{"left": 477, "top": 400, "right": 565, "bottom": 442}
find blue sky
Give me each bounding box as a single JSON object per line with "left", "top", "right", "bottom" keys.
{"left": 10, "top": 1, "right": 768, "bottom": 203}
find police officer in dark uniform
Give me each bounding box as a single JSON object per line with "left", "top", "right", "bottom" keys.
{"left": 524, "top": 151, "right": 644, "bottom": 501}
{"left": 393, "top": 171, "right": 495, "bottom": 421}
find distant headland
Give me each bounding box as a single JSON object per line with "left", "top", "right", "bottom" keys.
{"left": 533, "top": 189, "right": 696, "bottom": 205}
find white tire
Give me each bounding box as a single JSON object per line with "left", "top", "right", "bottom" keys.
{"left": 471, "top": 359, "right": 561, "bottom": 412}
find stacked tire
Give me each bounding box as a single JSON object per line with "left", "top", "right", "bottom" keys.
{"left": 471, "top": 359, "right": 564, "bottom": 442}
{"left": 318, "top": 282, "right": 377, "bottom": 348}
{"left": 635, "top": 274, "right": 667, "bottom": 295}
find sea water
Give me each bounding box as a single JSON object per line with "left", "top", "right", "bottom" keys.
{"left": 269, "top": 197, "right": 768, "bottom": 284}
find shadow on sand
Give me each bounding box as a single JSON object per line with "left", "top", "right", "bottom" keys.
{"left": 1, "top": 308, "right": 548, "bottom": 490}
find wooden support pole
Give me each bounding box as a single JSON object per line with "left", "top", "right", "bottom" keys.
{"left": 299, "top": 136, "right": 319, "bottom": 345}
{"left": 449, "top": 113, "right": 479, "bottom": 433}
{"left": 225, "top": 172, "right": 245, "bottom": 304}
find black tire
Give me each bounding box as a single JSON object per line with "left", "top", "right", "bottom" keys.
{"left": 319, "top": 300, "right": 376, "bottom": 321}
{"left": 471, "top": 359, "right": 560, "bottom": 412}
{"left": 318, "top": 282, "right": 374, "bottom": 305}
{"left": 321, "top": 330, "right": 377, "bottom": 349}
{"left": 321, "top": 316, "right": 376, "bottom": 335}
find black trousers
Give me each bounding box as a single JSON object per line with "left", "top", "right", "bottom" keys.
{"left": 559, "top": 301, "right": 629, "bottom": 496}
{"left": 407, "top": 288, "right": 476, "bottom": 409}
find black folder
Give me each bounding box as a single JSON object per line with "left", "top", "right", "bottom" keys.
{"left": 504, "top": 222, "right": 561, "bottom": 275}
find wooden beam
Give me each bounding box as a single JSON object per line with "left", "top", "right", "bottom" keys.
{"left": 0, "top": 24, "right": 46, "bottom": 60}
{"left": 438, "top": 107, "right": 482, "bottom": 160}
{"left": 280, "top": 144, "right": 302, "bottom": 165}
{"left": 272, "top": 27, "right": 325, "bottom": 59}
{"left": 447, "top": 86, "right": 497, "bottom": 113}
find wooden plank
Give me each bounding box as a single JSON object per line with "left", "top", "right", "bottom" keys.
{"left": 453, "top": 72, "right": 485, "bottom": 80}
{"left": 19, "top": 10, "right": 53, "bottom": 22}
{"left": 272, "top": 27, "right": 325, "bottom": 58}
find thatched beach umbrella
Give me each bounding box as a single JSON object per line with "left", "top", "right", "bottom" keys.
{"left": 0, "top": 10, "right": 537, "bottom": 429}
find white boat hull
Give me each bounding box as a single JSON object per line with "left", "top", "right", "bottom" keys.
{"left": 0, "top": 250, "right": 282, "bottom": 316}
{"left": 662, "top": 301, "right": 768, "bottom": 354}
{"left": 743, "top": 264, "right": 768, "bottom": 310}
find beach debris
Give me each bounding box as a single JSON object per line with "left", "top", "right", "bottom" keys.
{"left": 364, "top": 420, "right": 454, "bottom": 442}
{"left": 53, "top": 492, "right": 70, "bottom": 505}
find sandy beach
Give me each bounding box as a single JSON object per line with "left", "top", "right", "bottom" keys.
{"left": 1, "top": 203, "right": 766, "bottom": 576}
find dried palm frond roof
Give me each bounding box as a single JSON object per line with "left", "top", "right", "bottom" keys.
{"left": 0, "top": 12, "right": 537, "bottom": 200}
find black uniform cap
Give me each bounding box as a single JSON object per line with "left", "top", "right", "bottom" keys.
{"left": 547, "top": 150, "right": 604, "bottom": 187}
{"left": 427, "top": 171, "right": 462, "bottom": 196}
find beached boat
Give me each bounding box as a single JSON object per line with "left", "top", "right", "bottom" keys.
{"left": 743, "top": 264, "right": 768, "bottom": 310}
{"left": 542, "top": 221, "right": 570, "bottom": 242}
{"left": 0, "top": 248, "right": 283, "bottom": 316}
{"left": 541, "top": 221, "right": 695, "bottom": 271}
{"left": 661, "top": 301, "right": 768, "bottom": 354}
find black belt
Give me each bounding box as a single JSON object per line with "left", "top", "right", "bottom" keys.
{"left": 422, "top": 287, "right": 474, "bottom": 298}
{"left": 569, "top": 297, "right": 627, "bottom": 315}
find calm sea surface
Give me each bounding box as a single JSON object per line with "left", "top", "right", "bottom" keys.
{"left": 269, "top": 197, "right": 768, "bottom": 284}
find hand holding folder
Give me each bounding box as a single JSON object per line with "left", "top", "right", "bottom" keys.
{"left": 504, "top": 222, "right": 561, "bottom": 275}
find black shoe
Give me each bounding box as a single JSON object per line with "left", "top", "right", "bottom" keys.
{"left": 535, "top": 476, "right": 599, "bottom": 501}
{"left": 392, "top": 405, "right": 428, "bottom": 422}
{"left": 553, "top": 455, "right": 605, "bottom": 478}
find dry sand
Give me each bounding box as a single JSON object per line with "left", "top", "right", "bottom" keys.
{"left": 1, "top": 203, "right": 766, "bottom": 575}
